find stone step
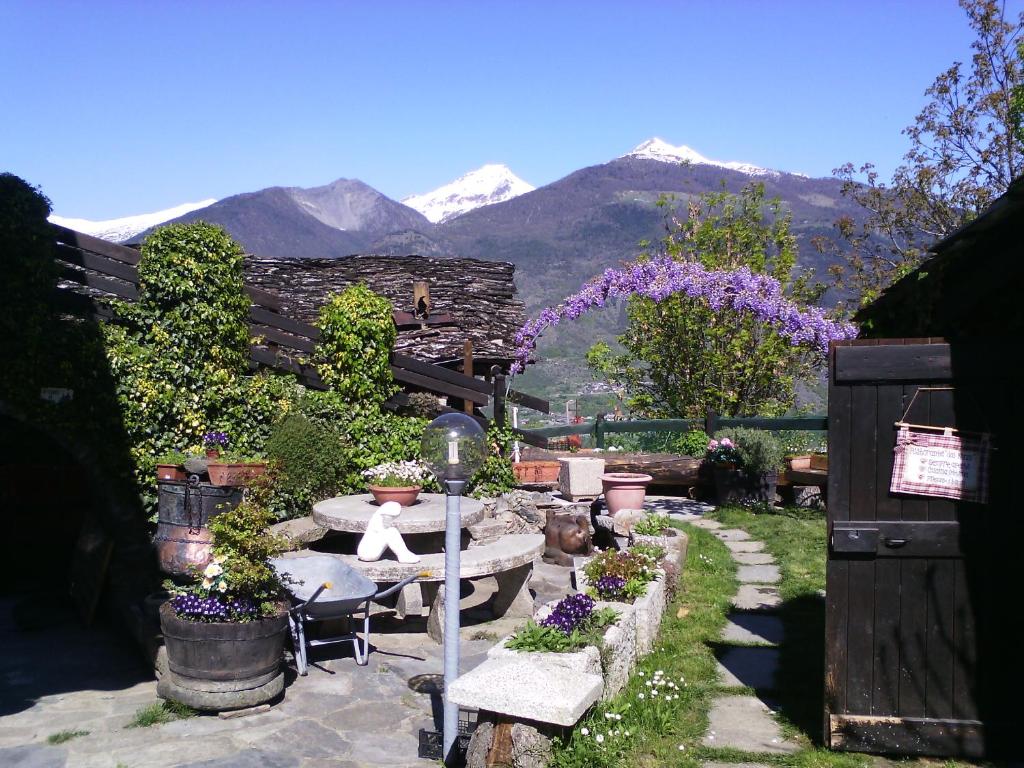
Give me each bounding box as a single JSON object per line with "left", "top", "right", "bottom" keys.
{"left": 713, "top": 529, "right": 751, "bottom": 542}
{"left": 732, "top": 585, "right": 782, "bottom": 611}
{"left": 736, "top": 564, "right": 781, "bottom": 584}
{"left": 721, "top": 613, "right": 784, "bottom": 646}
{"left": 731, "top": 552, "right": 775, "bottom": 566}
{"left": 702, "top": 696, "right": 798, "bottom": 754}
{"left": 725, "top": 540, "right": 765, "bottom": 553}
{"left": 715, "top": 647, "right": 779, "bottom": 691}
{"left": 688, "top": 519, "right": 723, "bottom": 530}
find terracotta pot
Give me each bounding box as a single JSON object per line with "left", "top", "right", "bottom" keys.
{"left": 601, "top": 472, "right": 653, "bottom": 515}
{"left": 205, "top": 449, "right": 221, "bottom": 459}
{"left": 157, "top": 464, "right": 186, "bottom": 482}
{"left": 368, "top": 484, "right": 422, "bottom": 507}
{"left": 512, "top": 460, "right": 561, "bottom": 484}
{"left": 207, "top": 462, "right": 267, "bottom": 487}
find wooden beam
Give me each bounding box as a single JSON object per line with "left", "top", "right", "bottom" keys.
{"left": 58, "top": 266, "right": 139, "bottom": 301}
{"left": 505, "top": 388, "right": 550, "bottom": 414}
{"left": 56, "top": 244, "right": 140, "bottom": 283}
{"left": 391, "top": 366, "right": 489, "bottom": 405}
{"left": 463, "top": 339, "right": 474, "bottom": 415}
{"left": 249, "top": 305, "right": 321, "bottom": 341}
{"left": 390, "top": 352, "right": 491, "bottom": 394}
{"left": 50, "top": 224, "right": 141, "bottom": 265}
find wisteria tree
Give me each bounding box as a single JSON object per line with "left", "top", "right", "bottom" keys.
{"left": 512, "top": 184, "right": 857, "bottom": 419}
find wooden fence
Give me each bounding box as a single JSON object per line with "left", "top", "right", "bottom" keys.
{"left": 516, "top": 409, "right": 828, "bottom": 449}
{"left": 49, "top": 224, "right": 550, "bottom": 419}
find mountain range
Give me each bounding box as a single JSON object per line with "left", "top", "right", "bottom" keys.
{"left": 50, "top": 139, "right": 865, "bottom": 398}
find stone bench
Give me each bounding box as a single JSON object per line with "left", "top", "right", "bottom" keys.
{"left": 280, "top": 533, "right": 545, "bottom": 641}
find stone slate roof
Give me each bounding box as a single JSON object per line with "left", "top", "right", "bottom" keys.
{"left": 244, "top": 255, "right": 525, "bottom": 365}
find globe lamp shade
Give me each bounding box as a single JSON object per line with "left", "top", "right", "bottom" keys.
{"left": 420, "top": 413, "right": 487, "bottom": 483}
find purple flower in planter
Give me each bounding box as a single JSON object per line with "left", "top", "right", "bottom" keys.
{"left": 540, "top": 593, "right": 596, "bottom": 636}
{"left": 594, "top": 575, "right": 627, "bottom": 600}
{"left": 203, "top": 431, "right": 229, "bottom": 450}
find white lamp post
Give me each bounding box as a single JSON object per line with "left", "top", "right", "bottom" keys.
{"left": 420, "top": 413, "right": 486, "bottom": 764}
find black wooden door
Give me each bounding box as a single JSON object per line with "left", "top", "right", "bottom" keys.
{"left": 825, "top": 339, "right": 1023, "bottom": 758}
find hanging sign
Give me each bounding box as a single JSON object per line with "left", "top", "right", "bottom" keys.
{"left": 890, "top": 426, "right": 991, "bottom": 504}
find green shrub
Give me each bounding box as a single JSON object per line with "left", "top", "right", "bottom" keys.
{"left": 315, "top": 285, "right": 396, "bottom": 406}
{"left": 468, "top": 420, "right": 517, "bottom": 499}
{"left": 265, "top": 410, "right": 348, "bottom": 518}
{"left": 674, "top": 429, "right": 710, "bottom": 457}
{"left": 715, "top": 427, "right": 784, "bottom": 474}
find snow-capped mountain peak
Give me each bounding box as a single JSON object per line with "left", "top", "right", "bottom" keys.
{"left": 623, "top": 138, "right": 778, "bottom": 178}
{"left": 49, "top": 199, "right": 217, "bottom": 243}
{"left": 403, "top": 164, "right": 534, "bottom": 223}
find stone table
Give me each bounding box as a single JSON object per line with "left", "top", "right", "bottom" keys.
{"left": 312, "top": 493, "right": 485, "bottom": 533}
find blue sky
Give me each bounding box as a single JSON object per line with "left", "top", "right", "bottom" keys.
{"left": 1, "top": 0, "right": 1014, "bottom": 218}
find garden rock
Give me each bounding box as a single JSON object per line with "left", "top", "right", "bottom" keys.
{"left": 448, "top": 658, "right": 603, "bottom": 726}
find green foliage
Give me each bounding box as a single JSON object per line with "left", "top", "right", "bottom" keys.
{"left": 265, "top": 409, "right": 348, "bottom": 518}
{"left": 674, "top": 429, "right": 710, "bottom": 458}
{"left": 604, "top": 428, "right": 709, "bottom": 456}
{"left": 206, "top": 480, "right": 288, "bottom": 616}
{"left": 506, "top": 608, "right": 620, "bottom": 654}
{"left": 631, "top": 513, "right": 671, "bottom": 537}
{"left": 126, "top": 701, "right": 195, "bottom": 728}
{"left": 583, "top": 549, "right": 660, "bottom": 602}
{"left": 467, "top": 419, "right": 517, "bottom": 499}
{"left": 46, "top": 730, "right": 89, "bottom": 744}
{"left": 587, "top": 184, "right": 820, "bottom": 419}
{"left": 715, "top": 427, "right": 784, "bottom": 474}
{"left": 314, "top": 285, "right": 397, "bottom": 406}
{"left": 828, "top": 0, "right": 1024, "bottom": 310}
{"left": 104, "top": 222, "right": 294, "bottom": 508}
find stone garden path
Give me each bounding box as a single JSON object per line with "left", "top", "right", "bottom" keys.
{"left": 648, "top": 498, "right": 799, "bottom": 764}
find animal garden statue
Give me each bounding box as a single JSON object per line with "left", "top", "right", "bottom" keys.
{"left": 542, "top": 509, "right": 593, "bottom": 566}
{"left": 357, "top": 501, "right": 420, "bottom": 564}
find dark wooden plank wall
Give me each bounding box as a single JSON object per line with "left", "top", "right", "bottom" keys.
{"left": 826, "top": 339, "right": 1023, "bottom": 758}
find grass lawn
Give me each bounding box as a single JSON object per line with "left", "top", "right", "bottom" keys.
{"left": 549, "top": 505, "right": 980, "bottom": 768}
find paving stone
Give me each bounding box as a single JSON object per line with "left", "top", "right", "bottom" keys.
{"left": 688, "top": 519, "right": 723, "bottom": 530}
{"left": 0, "top": 744, "right": 67, "bottom": 768}
{"left": 702, "top": 696, "right": 798, "bottom": 754}
{"left": 732, "top": 585, "right": 782, "bottom": 610}
{"left": 736, "top": 564, "right": 781, "bottom": 584}
{"left": 703, "top": 762, "right": 774, "bottom": 768}
{"left": 721, "top": 613, "right": 784, "bottom": 645}
{"left": 178, "top": 748, "right": 301, "bottom": 767}
{"left": 249, "top": 719, "right": 352, "bottom": 760}
{"left": 714, "top": 529, "right": 751, "bottom": 541}
{"left": 731, "top": 552, "right": 775, "bottom": 565}
{"left": 725, "top": 540, "right": 765, "bottom": 553}
{"left": 716, "top": 647, "right": 779, "bottom": 690}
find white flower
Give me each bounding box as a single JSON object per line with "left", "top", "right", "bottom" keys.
{"left": 595, "top": 734, "right": 604, "bottom": 743}
{"left": 624, "top": 731, "right": 631, "bottom": 737}
{"left": 201, "top": 577, "right": 213, "bottom": 589}
{"left": 638, "top": 693, "right": 645, "bottom": 700}
{"left": 217, "top": 581, "right": 227, "bottom": 593}
{"left": 580, "top": 728, "right": 589, "bottom": 736}
{"left": 605, "top": 713, "right": 614, "bottom": 719}
{"left": 203, "top": 562, "right": 223, "bottom": 578}
{"left": 678, "top": 744, "right": 686, "bottom": 751}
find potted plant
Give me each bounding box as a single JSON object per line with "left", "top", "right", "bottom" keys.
{"left": 600, "top": 472, "right": 653, "bottom": 515}
{"left": 156, "top": 450, "right": 188, "bottom": 482}
{"left": 707, "top": 429, "right": 784, "bottom": 505}
{"left": 362, "top": 460, "right": 429, "bottom": 506}
{"left": 158, "top": 482, "right": 289, "bottom": 710}
{"left": 203, "top": 430, "right": 230, "bottom": 459}
{"left": 207, "top": 452, "right": 269, "bottom": 487}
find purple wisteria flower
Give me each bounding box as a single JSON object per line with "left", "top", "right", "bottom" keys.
{"left": 509, "top": 256, "right": 859, "bottom": 374}
{"left": 540, "top": 593, "right": 595, "bottom": 636}
{"left": 594, "top": 575, "right": 627, "bottom": 600}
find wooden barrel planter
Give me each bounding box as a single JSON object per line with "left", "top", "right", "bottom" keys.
{"left": 158, "top": 602, "right": 288, "bottom": 710}
{"left": 154, "top": 481, "right": 243, "bottom": 579}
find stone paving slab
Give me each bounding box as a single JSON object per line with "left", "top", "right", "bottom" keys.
{"left": 715, "top": 647, "right": 780, "bottom": 691}
{"left": 688, "top": 519, "right": 723, "bottom": 530}
{"left": 702, "top": 696, "right": 798, "bottom": 754}
{"left": 721, "top": 613, "right": 784, "bottom": 646}
{"left": 732, "top": 585, "right": 782, "bottom": 610}
{"left": 725, "top": 540, "right": 765, "bottom": 553}
{"left": 736, "top": 564, "right": 781, "bottom": 584}
{"left": 703, "top": 761, "right": 773, "bottom": 768}
{"left": 731, "top": 552, "right": 775, "bottom": 566}
{"left": 714, "top": 529, "right": 751, "bottom": 541}
{"left": 646, "top": 497, "right": 716, "bottom": 516}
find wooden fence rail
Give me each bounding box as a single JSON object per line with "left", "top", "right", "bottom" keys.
{"left": 518, "top": 410, "right": 828, "bottom": 449}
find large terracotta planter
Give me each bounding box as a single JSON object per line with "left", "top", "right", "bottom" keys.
{"left": 600, "top": 472, "right": 653, "bottom": 515}
{"left": 368, "top": 484, "right": 422, "bottom": 507}
{"left": 512, "top": 461, "right": 561, "bottom": 484}
{"left": 207, "top": 462, "right": 267, "bottom": 487}
{"left": 157, "top": 464, "right": 186, "bottom": 482}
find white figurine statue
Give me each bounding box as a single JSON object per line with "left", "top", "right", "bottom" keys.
{"left": 356, "top": 501, "right": 420, "bottom": 564}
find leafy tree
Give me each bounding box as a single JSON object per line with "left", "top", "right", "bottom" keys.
{"left": 587, "top": 183, "right": 821, "bottom": 419}
{"left": 827, "top": 0, "right": 1023, "bottom": 308}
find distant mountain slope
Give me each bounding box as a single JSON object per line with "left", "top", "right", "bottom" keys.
{"left": 131, "top": 178, "right": 432, "bottom": 258}
{"left": 403, "top": 164, "right": 534, "bottom": 223}
{"left": 50, "top": 199, "right": 216, "bottom": 242}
